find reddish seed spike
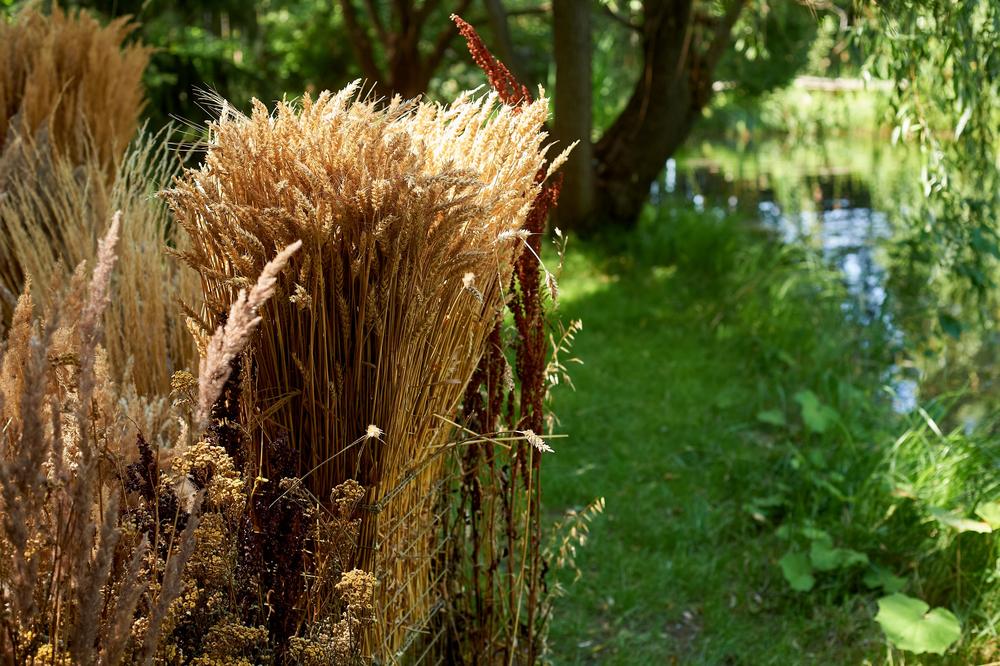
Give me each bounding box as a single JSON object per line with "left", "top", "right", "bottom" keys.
{"left": 451, "top": 14, "right": 532, "bottom": 107}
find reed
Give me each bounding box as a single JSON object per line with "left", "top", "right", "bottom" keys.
{"left": 165, "top": 84, "right": 568, "bottom": 657}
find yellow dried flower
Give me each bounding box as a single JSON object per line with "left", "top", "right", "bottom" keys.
{"left": 170, "top": 441, "right": 245, "bottom": 520}
{"left": 336, "top": 568, "right": 378, "bottom": 624}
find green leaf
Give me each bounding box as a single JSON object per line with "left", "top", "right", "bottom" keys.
{"left": 793, "top": 390, "right": 838, "bottom": 434}
{"left": 929, "top": 507, "right": 992, "bottom": 533}
{"left": 779, "top": 551, "right": 814, "bottom": 592}
{"left": 808, "top": 534, "right": 868, "bottom": 572}
{"left": 875, "top": 594, "right": 961, "bottom": 655}
{"left": 800, "top": 526, "right": 830, "bottom": 542}
{"left": 864, "top": 567, "right": 906, "bottom": 593}
{"left": 756, "top": 409, "right": 786, "bottom": 426}
{"left": 975, "top": 501, "right": 1000, "bottom": 529}
{"left": 938, "top": 313, "right": 963, "bottom": 340}
{"left": 743, "top": 494, "right": 785, "bottom": 523}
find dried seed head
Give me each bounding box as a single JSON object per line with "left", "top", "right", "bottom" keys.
{"left": 522, "top": 429, "right": 554, "bottom": 454}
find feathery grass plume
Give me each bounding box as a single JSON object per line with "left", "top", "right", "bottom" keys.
{"left": 165, "top": 83, "right": 564, "bottom": 657}
{"left": 0, "top": 213, "right": 206, "bottom": 663}
{"left": 0, "top": 128, "right": 199, "bottom": 397}
{"left": 196, "top": 240, "right": 302, "bottom": 430}
{"left": 0, "top": 3, "right": 149, "bottom": 175}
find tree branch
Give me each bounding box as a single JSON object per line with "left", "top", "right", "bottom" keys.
{"left": 415, "top": 0, "right": 444, "bottom": 29}
{"left": 424, "top": 0, "right": 474, "bottom": 79}
{"left": 507, "top": 6, "right": 550, "bottom": 17}
{"left": 600, "top": 3, "right": 642, "bottom": 32}
{"left": 483, "top": 0, "right": 532, "bottom": 85}
{"left": 703, "top": 0, "right": 746, "bottom": 70}
{"left": 362, "top": 0, "right": 388, "bottom": 42}
{"left": 338, "top": 0, "right": 386, "bottom": 85}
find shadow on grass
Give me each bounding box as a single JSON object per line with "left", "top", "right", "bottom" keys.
{"left": 541, "top": 206, "right": 897, "bottom": 664}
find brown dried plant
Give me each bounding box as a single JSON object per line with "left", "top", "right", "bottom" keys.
{"left": 164, "top": 83, "right": 568, "bottom": 658}
{"left": 0, "top": 5, "right": 193, "bottom": 397}
{"left": 0, "top": 3, "right": 149, "bottom": 175}
{"left": 0, "top": 213, "right": 183, "bottom": 665}
{"left": 0, "top": 129, "right": 200, "bottom": 397}
{"left": 0, "top": 209, "right": 303, "bottom": 663}
{"left": 447, "top": 15, "right": 589, "bottom": 665}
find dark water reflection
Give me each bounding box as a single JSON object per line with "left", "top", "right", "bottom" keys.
{"left": 657, "top": 142, "right": 920, "bottom": 412}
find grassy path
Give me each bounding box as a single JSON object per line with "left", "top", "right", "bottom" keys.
{"left": 542, "top": 222, "right": 888, "bottom": 664}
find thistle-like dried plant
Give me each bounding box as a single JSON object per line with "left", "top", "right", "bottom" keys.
{"left": 165, "top": 82, "right": 568, "bottom": 657}
{"left": 0, "top": 4, "right": 149, "bottom": 174}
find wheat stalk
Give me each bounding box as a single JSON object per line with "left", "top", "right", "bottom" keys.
{"left": 166, "top": 83, "right": 564, "bottom": 658}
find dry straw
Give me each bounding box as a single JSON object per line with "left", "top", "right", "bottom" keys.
{"left": 0, "top": 3, "right": 149, "bottom": 175}
{"left": 0, "top": 212, "right": 299, "bottom": 662}
{"left": 0, "top": 214, "right": 162, "bottom": 664}
{"left": 165, "top": 83, "right": 569, "bottom": 658}
{"left": 0, "top": 5, "right": 192, "bottom": 397}
{"left": 0, "top": 129, "right": 200, "bottom": 396}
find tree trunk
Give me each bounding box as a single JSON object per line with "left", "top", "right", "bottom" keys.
{"left": 483, "top": 0, "right": 531, "bottom": 85}
{"left": 338, "top": 0, "right": 472, "bottom": 98}
{"left": 552, "top": 0, "right": 595, "bottom": 230}
{"left": 566, "top": 0, "right": 745, "bottom": 231}
{"left": 592, "top": 0, "right": 701, "bottom": 227}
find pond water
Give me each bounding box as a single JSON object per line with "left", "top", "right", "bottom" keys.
{"left": 659, "top": 139, "right": 922, "bottom": 412}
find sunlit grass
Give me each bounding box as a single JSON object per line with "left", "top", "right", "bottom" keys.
{"left": 543, "top": 207, "right": 900, "bottom": 664}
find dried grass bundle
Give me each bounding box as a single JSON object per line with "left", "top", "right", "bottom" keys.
{"left": 0, "top": 130, "right": 199, "bottom": 396}
{"left": 0, "top": 4, "right": 149, "bottom": 174}
{"left": 165, "top": 83, "right": 568, "bottom": 658}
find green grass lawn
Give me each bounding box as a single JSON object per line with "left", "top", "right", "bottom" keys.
{"left": 541, "top": 213, "right": 897, "bottom": 664}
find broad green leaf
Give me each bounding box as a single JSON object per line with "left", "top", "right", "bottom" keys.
{"left": 809, "top": 535, "right": 868, "bottom": 572}
{"left": 863, "top": 567, "right": 906, "bottom": 593}
{"left": 793, "top": 390, "right": 838, "bottom": 434}
{"left": 807, "top": 448, "right": 828, "bottom": 468}
{"left": 800, "top": 526, "right": 830, "bottom": 542}
{"left": 779, "top": 551, "right": 814, "bottom": 592}
{"left": 974, "top": 501, "right": 1000, "bottom": 529}
{"left": 875, "top": 594, "right": 961, "bottom": 655}
{"left": 714, "top": 390, "right": 738, "bottom": 408}
{"left": 756, "top": 409, "right": 786, "bottom": 427}
{"left": 743, "top": 494, "right": 784, "bottom": 523}
{"left": 929, "top": 507, "right": 992, "bottom": 533}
